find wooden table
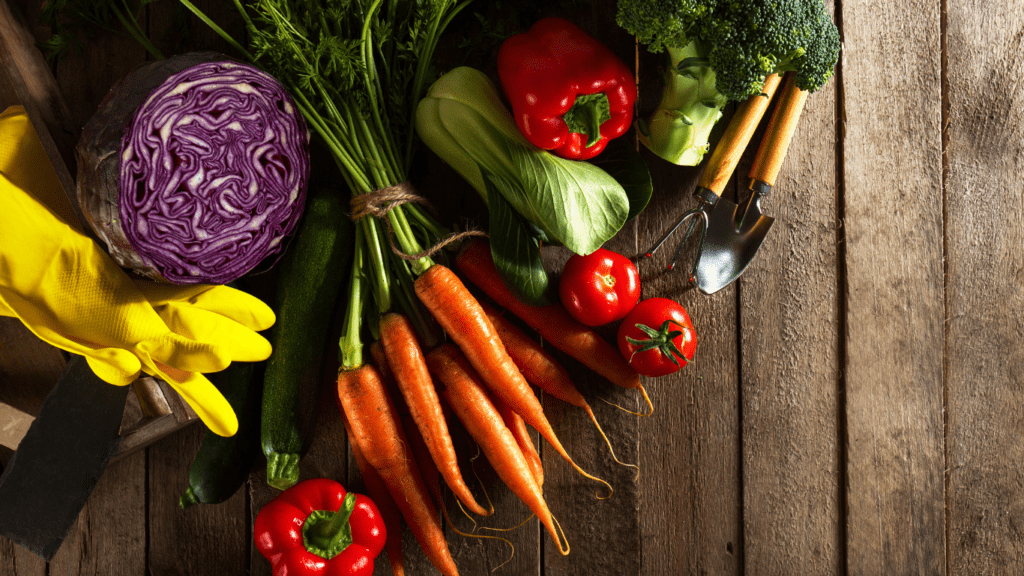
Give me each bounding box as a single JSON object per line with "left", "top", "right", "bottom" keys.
{"left": 2, "top": 0, "right": 1022, "bottom": 573}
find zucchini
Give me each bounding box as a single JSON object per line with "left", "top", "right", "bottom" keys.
{"left": 262, "top": 184, "right": 354, "bottom": 490}
{"left": 179, "top": 360, "right": 260, "bottom": 509}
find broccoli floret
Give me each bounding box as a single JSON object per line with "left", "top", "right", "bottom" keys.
{"left": 617, "top": 0, "right": 840, "bottom": 165}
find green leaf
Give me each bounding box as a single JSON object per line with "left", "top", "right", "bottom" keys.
{"left": 485, "top": 174, "right": 551, "bottom": 306}
{"left": 589, "top": 135, "right": 653, "bottom": 222}
{"left": 502, "top": 142, "right": 628, "bottom": 255}
{"left": 418, "top": 68, "right": 630, "bottom": 257}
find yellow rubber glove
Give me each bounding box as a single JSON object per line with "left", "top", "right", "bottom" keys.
{"left": 0, "top": 106, "right": 275, "bottom": 436}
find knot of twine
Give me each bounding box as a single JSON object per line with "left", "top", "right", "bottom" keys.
{"left": 350, "top": 183, "right": 487, "bottom": 261}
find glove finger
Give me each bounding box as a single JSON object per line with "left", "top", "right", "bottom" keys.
{"left": 174, "top": 284, "right": 276, "bottom": 332}
{"left": 146, "top": 362, "right": 239, "bottom": 437}
{"left": 155, "top": 305, "right": 273, "bottom": 362}
{"left": 137, "top": 332, "right": 232, "bottom": 375}
{"left": 83, "top": 348, "right": 142, "bottom": 386}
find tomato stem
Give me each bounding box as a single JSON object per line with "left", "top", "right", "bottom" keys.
{"left": 625, "top": 320, "right": 693, "bottom": 368}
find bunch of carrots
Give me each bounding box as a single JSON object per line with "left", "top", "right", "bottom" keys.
{"left": 335, "top": 239, "right": 648, "bottom": 576}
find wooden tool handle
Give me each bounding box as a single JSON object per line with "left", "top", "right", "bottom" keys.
{"left": 697, "top": 73, "right": 782, "bottom": 197}
{"left": 749, "top": 73, "right": 809, "bottom": 187}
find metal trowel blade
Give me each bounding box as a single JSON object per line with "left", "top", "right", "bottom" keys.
{"left": 692, "top": 192, "right": 775, "bottom": 294}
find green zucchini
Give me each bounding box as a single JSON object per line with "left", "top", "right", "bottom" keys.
{"left": 262, "top": 184, "right": 354, "bottom": 490}
{"left": 179, "top": 360, "right": 260, "bottom": 509}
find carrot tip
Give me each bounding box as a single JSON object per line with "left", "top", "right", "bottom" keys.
{"left": 638, "top": 384, "right": 654, "bottom": 417}
{"left": 552, "top": 515, "right": 571, "bottom": 556}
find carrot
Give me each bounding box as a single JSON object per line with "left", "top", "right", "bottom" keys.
{"left": 492, "top": 393, "right": 544, "bottom": 488}
{"left": 414, "top": 264, "right": 611, "bottom": 495}
{"left": 427, "top": 344, "right": 569, "bottom": 556}
{"left": 336, "top": 365, "right": 459, "bottom": 576}
{"left": 345, "top": 422, "right": 406, "bottom": 576}
{"left": 401, "top": 413, "right": 445, "bottom": 502}
{"left": 369, "top": 340, "right": 409, "bottom": 415}
{"left": 378, "top": 313, "right": 491, "bottom": 517}
{"left": 455, "top": 239, "right": 651, "bottom": 414}
{"left": 481, "top": 300, "right": 637, "bottom": 473}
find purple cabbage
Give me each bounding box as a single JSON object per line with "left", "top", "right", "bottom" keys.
{"left": 77, "top": 52, "right": 309, "bottom": 284}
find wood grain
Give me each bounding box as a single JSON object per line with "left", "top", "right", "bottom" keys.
{"left": 635, "top": 63, "right": 743, "bottom": 576}
{"left": 534, "top": 3, "right": 644, "bottom": 575}
{"left": 737, "top": 1, "right": 842, "bottom": 570}
{"left": 944, "top": 0, "right": 1024, "bottom": 571}
{"left": 840, "top": 0, "right": 947, "bottom": 573}
{"left": 148, "top": 425, "right": 250, "bottom": 576}
{"left": 47, "top": 452, "right": 146, "bottom": 576}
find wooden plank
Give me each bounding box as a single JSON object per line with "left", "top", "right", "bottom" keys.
{"left": 0, "top": 533, "right": 46, "bottom": 576}
{"left": 46, "top": 452, "right": 147, "bottom": 576}
{"left": 633, "top": 69, "right": 743, "bottom": 576}
{"left": 944, "top": 0, "right": 1024, "bottom": 571}
{"left": 148, "top": 424, "right": 251, "bottom": 575}
{"left": 737, "top": 3, "right": 843, "bottom": 573}
{"left": 839, "top": 0, "right": 947, "bottom": 572}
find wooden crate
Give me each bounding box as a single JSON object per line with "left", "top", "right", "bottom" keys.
{"left": 0, "top": 0, "right": 199, "bottom": 466}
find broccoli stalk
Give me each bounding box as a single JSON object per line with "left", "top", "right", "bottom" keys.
{"left": 618, "top": 0, "right": 840, "bottom": 166}
{"left": 639, "top": 40, "right": 728, "bottom": 166}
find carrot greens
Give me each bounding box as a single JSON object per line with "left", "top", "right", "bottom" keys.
{"left": 178, "top": 0, "right": 472, "bottom": 367}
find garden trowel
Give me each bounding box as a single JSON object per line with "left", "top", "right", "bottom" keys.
{"left": 691, "top": 72, "right": 809, "bottom": 294}
{"left": 645, "top": 74, "right": 782, "bottom": 285}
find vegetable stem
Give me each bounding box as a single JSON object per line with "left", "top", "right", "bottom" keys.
{"left": 179, "top": 0, "right": 253, "bottom": 60}
{"left": 113, "top": 1, "right": 164, "bottom": 60}
{"left": 340, "top": 224, "right": 367, "bottom": 370}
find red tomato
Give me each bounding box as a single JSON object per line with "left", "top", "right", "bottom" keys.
{"left": 616, "top": 297, "right": 697, "bottom": 377}
{"left": 558, "top": 248, "right": 641, "bottom": 326}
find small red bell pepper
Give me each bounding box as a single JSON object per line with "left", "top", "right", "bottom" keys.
{"left": 497, "top": 17, "right": 637, "bottom": 161}
{"left": 254, "top": 478, "right": 386, "bottom": 576}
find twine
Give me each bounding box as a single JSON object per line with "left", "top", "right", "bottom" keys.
{"left": 350, "top": 183, "right": 487, "bottom": 261}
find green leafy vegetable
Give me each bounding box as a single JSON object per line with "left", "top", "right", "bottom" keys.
{"left": 589, "top": 135, "right": 653, "bottom": 223}
{"left": 485, "top": 176, "right": 550, "bottom": 305}
{"left": 415, "top": 66, "right": 630, "bottom": 254}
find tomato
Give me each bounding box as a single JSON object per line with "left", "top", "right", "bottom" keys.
{"left": 558, "top": 248, "right": 641, "bottom": 326}
{"left": 616, "top": 297, "right": 697, "bottom": 377}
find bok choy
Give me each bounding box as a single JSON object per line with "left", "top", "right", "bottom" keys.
{"left": 415, "top": 66, "right": 630, "bottom": 304}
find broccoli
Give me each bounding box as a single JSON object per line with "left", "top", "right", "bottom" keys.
{"left": 617, "top": 0, "right": 840, "bottom": 165}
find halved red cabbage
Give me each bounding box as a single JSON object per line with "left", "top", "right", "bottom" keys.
{"left": 76, "top": 52, "right": 309, "bottom": 284}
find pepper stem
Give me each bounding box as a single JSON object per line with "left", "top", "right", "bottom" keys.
{"left": 563, "top": 92, "right": 611, "bottom": 148}
{"left": 302, "top": 492, "right": 357, "bottom": 560}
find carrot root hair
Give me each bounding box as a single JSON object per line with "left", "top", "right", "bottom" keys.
{"left": 600, "top": 385, "right": 654, "bottom": 417}
{"left": 583, "top": 404, "right": 640, "bottom": 480}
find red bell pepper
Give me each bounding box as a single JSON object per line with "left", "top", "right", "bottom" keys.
{"left": 254, "top": 478, "right": 386, "bottom": 576}
{"left": 497, "top": 17, "right": 637, "bottom": 161}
